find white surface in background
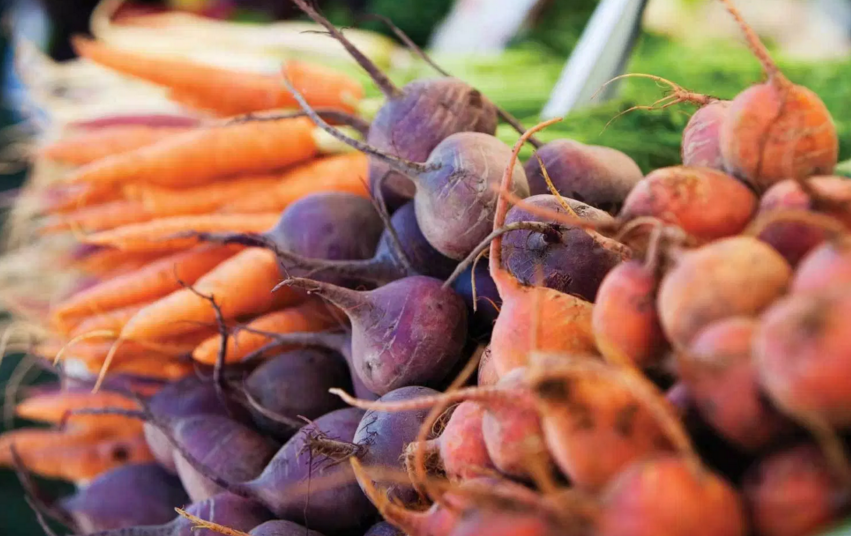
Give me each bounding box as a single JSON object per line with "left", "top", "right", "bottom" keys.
{"left": 429, "top": 0, "right": 544, "bottom": 54}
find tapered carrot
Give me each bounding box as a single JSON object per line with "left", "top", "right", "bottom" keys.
{"left": 41, "top": 124, "right": 193, "bottom": 166}
{"left": 62, "top": 301, "right": 152, "bottom": 338}
{"left": 192, "top": 298, "right": 343, "bottom": 364}
{"left": 71, "top": 248, "right": 169, "bottom": 277}
{"left": 65, "top": 115, "right": 327, "bottom": 188}
{"left": 81, "top": 213, "right": 280, "bottom": 251}
{"left": 16, "top": 390, "right": 143, "bottom": 432}
{"left": 73, "top": 36, "right": 363, "bottom": 116}
{"left": 220, "top": 152, "right": 370, "bottom": 213}
{"left": 0, "top": 428, "right": 108, "bottom": 464}
{"left": 38, "top": 330, "right": 217, "bottom": 364}
{"left": 41, "top": 200, "right": 155, "bottom": 234}
{"left": 53, "top": 245, "right": 238, "bottom": 321}
{"left": 1, "top": 432, "right": 154, "bottom": 482}
{"left": 125, "top": 174, "right": 283, "bottom": 216}
{"left": 43, "top": 183, "right": 122, "bottom": 214}
{"left": 115, "top": 248, "right": 303, "bottom": 342}
{"left": 83, "top": 356, "right": 194, "bottom": 381}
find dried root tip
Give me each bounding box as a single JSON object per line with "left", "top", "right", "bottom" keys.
{"left": 404, "top": 440, "right": 444, "bottom": 482}
{"left": 305, "top": 430, "right": 364, "bottom": 463}
{"left": 716, "top": 0, "right": 787, "bottom": 86}
{"left": 329, "top": 386, "right": 506, "bottom": 412}
{"left": 175, "top": 508, "right": 251, "bottom": 536}
{"left": 241, "top": 388, "right": 304, "bottom": 430}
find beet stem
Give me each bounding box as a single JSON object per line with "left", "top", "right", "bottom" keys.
{"left": 278, "top": 277, "right": 366, "bottom": 312}
{"left": 237, "top": 330, "right": 350, "bottom": 365}
{"left": 175, "top": 507, "right": 251, "bottom": 536}
{"left": 288, "top": 0, "right": 402, "bottom": 99}
{"left": 717, "top": 0, "right": 787, "bottom": 85}
{"left": 369, "top": 177, "right": 414, "bottom": 274}
{"left": 10, "top": 445, "right": 76, "bottom": 533}
{"left": 224, "top": 108, "right": 371, "bottom": 137}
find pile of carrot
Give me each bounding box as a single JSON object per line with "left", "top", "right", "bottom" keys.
{"left": 2, "top": 1, "right": 851, "bottom": 536}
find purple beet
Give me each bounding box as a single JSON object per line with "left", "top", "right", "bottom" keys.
{"left": 364, "top": 522, "right": 405, "bottom": 536}
{"left": 450, "top": 262, "right": 502, "bottom": 338}
{"left": 523, "top": 139, "right": 644, "bottom": 214}
{"left": 681, "top": 100, "right": 731, "bottom": 171}
{"left": 59, "top": 462, "right": 188, "bottom": 533}
{"left": 249, "top": 520, "right": 325, "bottom": 536}
{"left": 244, "top": 347, "right": 353, "bottom": 440}
{"left": 271, "top": 202, "right": 458, "bottom": 287}
{"left": 172, "top": 415, "right": 278, "bottom": 502}
{"left": 501, "top": 194, "right": 630, "bottom": 300}
{"left": 86, "top": 492, "right": 273, "bottom": 536}
{"left": 198, "top": 192, "right": 384, "bottom": 286}
{"left": 287, "top": 0, "right": 499, "bottom": 210}
{"left": 281, "top": 276, "right": 468, "bottom": 395}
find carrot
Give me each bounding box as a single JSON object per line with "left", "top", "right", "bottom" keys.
{"left": 114, "top": 248, "right": 303, "bottom": 342}
{"left": 39, "top": 329, "right": 217, "bottom": 364}
{"left": 220, "top": 152, "right": 370, "bottom": 213}
{"left": 80, "top": 213, "right": 281, "bottom": 251}
{"left": 192, "top": 298, "right": 343, "bottom": 364}
{"left": 72, "top": 36, "right": 363, "bottom": 116}
{"left": 61, "top": 301, "right": 152, "bottom": 338}
{"left": 43, "top": 183, "right": 122, "bottom": 214}
{"left": 125, "top": 173, "right": 283, "bottom": 216}
{"left": 0, "top": 428, "right": 108, "bottom": 463}
{"left": 16, "top": 390, "right": 143, "bottom": 433}
{"left": 52, "top": 245, "right": 238, "bottom": 321}
{"left": 83, "top": 356, "right": 195, "bottom": 381}
{"left": 71, "top": 248, "right": 169, "bottom": 276}
{"left": 41, "top": 124, "right": 193, "bottom": 166}
{"left": 40, "top": 200, "right": 155, "bottom": 234}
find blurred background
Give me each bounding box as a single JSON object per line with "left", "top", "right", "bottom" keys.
{"left": 0, "top": 0, "right": 849, "bottom": 534}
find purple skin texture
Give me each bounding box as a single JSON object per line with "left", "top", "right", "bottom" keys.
{"left": 249, "top": 520, "right": 325, "bottom": 536}
{"left": 86, "top": 493, "right": 273, "bottom": 536}
{"left": 172, "top": 415, "right": 278, "bottom": 503}
{"left": 368, "top": 78, "right": 498, "bottom": 208}
{"left": 450, "top": 262, "right": 502, "bottom": 338}
{"left": 681, "top": 101, "right": 731, "bottom": 171}
{"left": 285, "top": 276, "right": 468, "bottom": 395}
{"left": 353, "top": 386, "right": 440, "bottom": 507}
{"left": 501, "top": 195, "right": 630, "bottom": 300}
{"left": 237, "top": 407, "right": 375, "bottom": 536}
{"left": 143, "top": 376, "right": 249, "bottom": 473}
{"left": 59, "top": 462, "right": 188, "bottom": 533}
{"left": 244, "top": 347, "right": 353, "bottom": 440}
{"left": 523, "top": 139, "right": 644, "bottom": 214}
{"left": 364, "top": 522, "right": 405, "bottom": 536}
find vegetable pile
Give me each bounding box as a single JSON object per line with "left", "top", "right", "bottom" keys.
{"left": 2, "top": 1, "right": 851, "bottom": 535}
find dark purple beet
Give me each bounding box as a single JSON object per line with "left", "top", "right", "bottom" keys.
{"left": 59, "top": 462, "right": 188, "bottom": 533}
{"left": 85, "top": 492, "right": 273, "bottom": 536}
{"left": 249, "top": 520, "right": 325, "bottom": 536}
{"left": 501, "top": 195, "right": 630, "bottom": 300}
{"left": 172, "top": 415, "right": 278, "bottom": 502}
{"left": 450, "top": 262, "right": 501, "bottom": 338}
{"left": 364, "top": 522, "right": 405, "bottom": 536}
{"left": 244, "top": 347, "right": 353, "bottom": 440}
{"left": 236, "top": 407, "right": 375, "bottom": 535}
{"left": 282, "top": 276, "right": 468, "bottom": 395}
{"left": 523, "top": 139, "right": 643, "bottom": 214}
{"left": 352, "top": 386, "right": 440, "bottom": 507}
{"left": 272, "top": 202, "right": 458, "bottom": 287}
{"left": 144, "top": 376, "right": 249, "bottom": 473}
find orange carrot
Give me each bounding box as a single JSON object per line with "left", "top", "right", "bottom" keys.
{"left": 53, "top": 245, "right": 238, "bottom": 321}
{"left": 1, "top": 432, "right": 154, "bottom": 482}
{"left": 73, "top": 36, "right": 363, "bottom": 116}
{"left": 84, "top": 356, "right": 195, "bottom": 381}
{"left": 81, "top": 213, "right": 280, "bottom": 251}
{"left": 63, "top": 116, "right": 325, "bottom": 189}
{"left": 41, "top": 125, "right": 193, "bottom": 166}
{"left": 43, "top": 183, "right": 122, "bottom": 214}
{"left": 41, "top": 200, "right": 155, "bottom": 234}
{"left": 71, "top": 248, "right": 169, "bottom": 276}
{"left": 115, "top": 248, "right": 303, "bottom": 341}
{"left": 125, "top": 173, "right": 283, "bottom": 216}
{"left": 192, "top": 298, "right": 343, "bottom": 364}
{"left": 220, "top": 152, "right": 370, "bottom": 213}
{"left": 62, "top": 301, "right": 152, "bottom": 338}
{"left": 16, "top": 390, "right": 143, "bottom": 433}
{"left": 0, "top": 428, "right": 108, "bottom": 463}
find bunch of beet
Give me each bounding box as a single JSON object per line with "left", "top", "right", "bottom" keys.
{"left": 5, "top": 1, "right": 851, "bottom": 536}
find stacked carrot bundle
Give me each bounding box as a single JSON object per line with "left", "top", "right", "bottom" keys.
{"left": 2, "top": 1, "right": 851, "bottom": 536}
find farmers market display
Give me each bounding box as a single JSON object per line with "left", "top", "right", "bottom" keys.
{"left": 2, "top": 0, "right": 851, "bottom": 535}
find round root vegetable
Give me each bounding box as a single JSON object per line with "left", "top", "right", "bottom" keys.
{"left": 596, "top": 455, "right": 747, "bottom": 536}
{"left": 678, "top": 317, "right": 790, "bottom": 451}
{"left": 658, "top": 236, "right": 791, "bottom": 348}
{"left": 523, "top": 139, "right": 643, "bottom": 214}
{"left": 619, "top": 166, "right": 757, "bottom": 242}
{"left": 450, "top": 263, "right": 502, "bottom": 338}
{"left": 365, "top": 522, "right": 404, "bottom": 536}
{"left": 172, "top": 415, "right": 278, "bottom": 502}
{"left": 287, "top": 0, "right": 499, "bottom": 209}
{"left": 717, "top": 0, "right": 838, "bottom": 190}
{"left": 86, "top": 492, "right": 273, "bottom": 536}
{"left": 792, "top": 237, "right": 851, "bottom": 294}
{"left": 754, "top": 288, "right": 851, "bottom": 427}
{"left": 281, "top": 276, "right": 467, "bottom": 395}
{"left": 198, "top": 192, "right": 384, "bottom": 286}
{"left": 744, "top": 443, "right": 849, "bottom": 536}
{"left": 251, "top": 202, "right": 457, "bottom": 288}
{"left": 477, "top": 345, "right": 499, "bottom": 387}
{"left": 501, "top": 195, "right": 630, "bottom": 300}
{"left": 682, "top": 100, "right": 732, "bottom": 170}
{"left": 592, "top": 259, "right": 667, "bottom": 368}
{"left": 59, "top": 462, "right": 188, "bottom": 533}
{"left": 404, "top": 401, "right": 495, "bottom": 481}
{"left": 243, "top": 347, "right": 352, "bottom": 440}
{"left": 249, "top": 520, "right": 325, "bottom": 536}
